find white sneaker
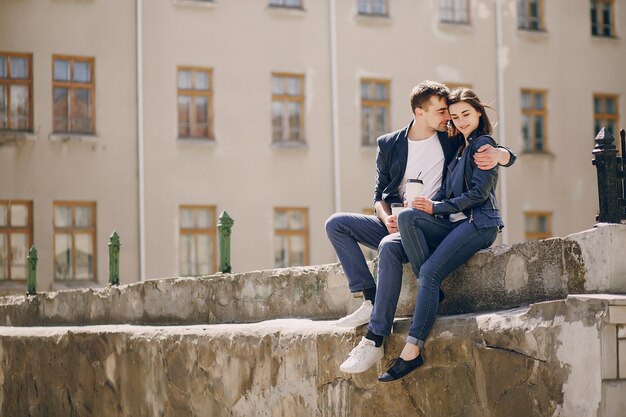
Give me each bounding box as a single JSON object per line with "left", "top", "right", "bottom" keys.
{"left": 339, "top": 337, "right": 384, "bottom": 373}
{"left": 335, "top": 300, "right": 373, "bottom": 327}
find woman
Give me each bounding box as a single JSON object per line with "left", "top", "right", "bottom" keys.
{"left": 380, "top": 88, "right": 504, "bottom": 382}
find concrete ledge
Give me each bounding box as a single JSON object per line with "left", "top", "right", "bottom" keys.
{"left": 0, "top": 296, "right": 613, "bottom": 417}
{"left": 0, "top": 224, "right": 625, "bottom": 326}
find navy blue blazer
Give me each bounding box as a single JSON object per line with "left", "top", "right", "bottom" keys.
{"left": 432, "top": 132, "right": 505, "bottom": 230}
{"left": 374, "top": 120, "right": 464, "bottom": 205}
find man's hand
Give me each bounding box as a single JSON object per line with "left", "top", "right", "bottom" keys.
{"left": 411, "top": 196, "right": 434, "bottom": 215}
{"left": 384, "top": 214, "right": 398, "bottom": 234}
{"left": 474, "top": 145, "right": 510, "bottom": 170}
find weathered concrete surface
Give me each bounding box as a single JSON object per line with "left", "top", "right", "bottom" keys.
{"left": 1, "top": 224, "right": 625, "bottom": 326}
{"left": 0, "top": 295, "right": 622, "bottom": 417}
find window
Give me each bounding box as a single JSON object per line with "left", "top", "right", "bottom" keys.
{"left": 274, "top": 208, "right": 309, "bottom": 268}
{"left": 52, "top": 55, "right": 95, "bottom": 134}
{"left": 178, "top": 67, "right": 213, "bottom": 139}
{"left": 361, "top": 79, "right": 390, "bottom": 146}
{"left": 271, "top": 73, "right": 305, "bottom": 144}
{"left": 53, "top": 202, "right": 96, "bottom": 281}
{"left": 521, "top": 89, "right": 547, "bottom": 152}
{"left": 269, "top": 0, "right": 302, "bottom": 8}
{"left": 179, "top": 205, "right": 217, "bottom": 276}
{"left": 591, "top": 0, "right": 615, "bottom": 37}
{"left": 0, "top": 201, "right": 33, "bottom": 281}
{"left": 358, "top": 0, "right": 388, "bottom": 16}
{"left": 440, "top": 0, "right": 469, "bottom": 24}
{"left": 517, "top": 0, "right": 544, "bottom": 30}
{"left": 0, "top": 53, "right": 32, "bottom": 132}
{"left": 524, "top": 211, "right": 552, "bottom": 241}
{"left": 594, "top": 94, "right": 620, "bottom": 139}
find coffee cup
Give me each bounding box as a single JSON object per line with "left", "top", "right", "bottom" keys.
{"left": 391, "top": 203, "right": 405, "bottom": 217}
{"left": 405, "top": 178, "right": 424, "bottom": 206}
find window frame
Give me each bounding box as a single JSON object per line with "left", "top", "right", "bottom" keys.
{"left": 177, "top": 66, "right": 214, "bottom": 140}
{"left": 52, "top": 201, "right": 97, "bottom": 282}
{"left": 0, "top": 52, "right": 33, "bottom": 132}
{"left": 517, "top": 0, "right": 545, "bottom": 31}
{"left": 51, "top": 55, "right": 96, "bottom": 134}
{"left": 524, "top": 211, "right": 552, "bottom": 241}
{"left": 439, "top": 0, "right": 470, "bottom": 24}
{"left": 179, "top": 205, "right": 217, "bottom": 276}
{"left": 361, "top": 78, "right": 391, "bottom": 147}
{"left": 521, "top": 88, "right": 548, "bottom": 153}
{"left": 593, "top": 93, "right": 620, "bottom": 141}
{"left": 357, "top": 0, "right": 389, "bottom": 17}
{"left": 271, "top": 72, "right": 306, "bottom": 145}
{"left": 590, "top": 0, "right": 616, "bottom": 38}
{"left": 274, "top": 207, "right": 309, "bottom": 267}
{"left": 0, "top": 200, "right": 33, "bottom": 281}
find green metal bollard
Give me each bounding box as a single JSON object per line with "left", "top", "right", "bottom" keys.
{"left": 108, "top": 230, "right": 121, "bottom": 286}
{"left": 26, "top": 246, "right": 37, "bottom": 295}
{"left": 217, "top": 211, "right": 234, "bottom": 273}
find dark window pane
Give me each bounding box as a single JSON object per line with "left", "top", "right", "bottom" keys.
{"left": 178, "top": 95, "right": 191, "bottom": 137}
{"left": 0, "top": 85, "right": 7, "bottom": 129}
{"left": 73, "top": 88, "right": 91, "bottom": 132}
{"left": 10, "top": 85, "right": 29, "bottom": 130}
{"left": 53, "top": 87, "right": 69, "bottom": 132}
{"left": 194, "top": 96, "right": 209, "bottom": 137}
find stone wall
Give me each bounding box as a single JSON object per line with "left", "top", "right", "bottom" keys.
{"left": 1, "top": 224, "right": 626, "bottom": 416}
{"left": 1, "top": 224, "right": 626, "bottom": 327}
{"left": 0, "top": 295, "right": 624, "bottom": 417}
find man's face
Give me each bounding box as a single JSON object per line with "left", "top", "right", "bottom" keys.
{"left": 419, "top": 96, "right": 451, "bottom": 132}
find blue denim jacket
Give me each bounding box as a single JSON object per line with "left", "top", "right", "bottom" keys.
{"left": 431, "top": 131, "right": 505, "bottom": 230}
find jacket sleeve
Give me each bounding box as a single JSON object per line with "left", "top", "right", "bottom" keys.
{"left": 433, "top": 136, "right": 498, "bottom": 215}
{"left": 373, "top": 137, "right": 391, "bottom": 203}
{"left": 498, "top": 145, "right": 517, "bottom": 168}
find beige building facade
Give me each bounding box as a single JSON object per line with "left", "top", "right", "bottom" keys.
{"left": 1, "top": 0, "right": 625, "bottom": 293}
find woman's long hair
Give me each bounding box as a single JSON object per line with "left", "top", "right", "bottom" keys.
{"left": 447, "top": 88, "right": 494, "bottom": 138}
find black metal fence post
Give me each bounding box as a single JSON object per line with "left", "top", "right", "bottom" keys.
{"left": 592, "top": 127, "right": 624, "bottom": 223}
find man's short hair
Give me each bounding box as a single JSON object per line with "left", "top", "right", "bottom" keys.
{"left": 409, "top": 81, "right": 450, "bottom": 112}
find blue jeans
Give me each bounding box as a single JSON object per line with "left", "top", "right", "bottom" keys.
{"left": 397, "top": 209, "right": 498, "bottom": 347}
{"left": 325, "top": 213, "right": 409, "bottom": 336}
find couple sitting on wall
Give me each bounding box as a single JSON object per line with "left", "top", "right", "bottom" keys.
{"left": 325, "top": 81, "right": 516, "bottom": 382}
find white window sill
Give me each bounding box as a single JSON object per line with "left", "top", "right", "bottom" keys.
{"left": 439, "top": 21, "right": 473, "bottom": 32}
{"left": 271, "top": 141, "right": 308, "bottom": 149}
{"left": 172, "top": 0, "right": 217, "bottom": 9}
{"left": 266, "top": 5, "right": 306, "bottom": 18}
{"left": 177, "top": 137, "right": 217, "bottom": 145}
{"left": 0, "top": 131, "right": 38, "bottom": 145}
{"left": 517, "top": 28, "right": 549, "bottom": 41}
{"left": 591, "top": 34, "right": 620, "bottom": 42}
{"left": 49, "top": 133, "right": 99, "bottom": 142}
{"left": 355, "top": 13, "right": 392, "bottom": 26}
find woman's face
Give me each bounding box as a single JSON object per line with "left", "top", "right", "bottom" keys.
{"left": 449, "top": 101, "right": 481, "bottom": 138}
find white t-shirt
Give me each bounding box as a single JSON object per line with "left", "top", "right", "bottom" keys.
{"left": 398, "top": 132, "right": 444, "bottom": 200}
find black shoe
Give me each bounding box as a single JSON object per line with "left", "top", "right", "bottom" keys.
{"left": 378, "top": 354, "right": 424, "bottom": 382}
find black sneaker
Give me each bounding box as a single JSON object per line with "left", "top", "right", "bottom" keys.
{"left": 377, "top": 354, "right": 424, "bottom": 382}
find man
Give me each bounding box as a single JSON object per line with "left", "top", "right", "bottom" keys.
{"left": 325, "top": 81, "right": 515, "bottom": 373}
